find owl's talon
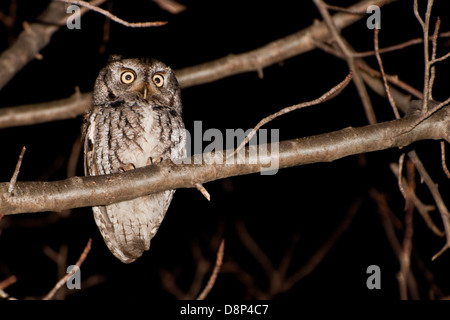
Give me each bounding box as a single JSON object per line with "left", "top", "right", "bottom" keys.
{"left": 119, "top": 163, "right": 136, "bottom": 172}
{"left": 164, "top": 158, "right": 175, "bottom": 165}
{"left": 147, "top": 157, "right": 164, "bottom": 166}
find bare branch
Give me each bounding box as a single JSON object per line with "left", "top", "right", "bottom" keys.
{"left": 42, "top": 238, "right": 92, "bottom": 300}
{"left": 356, "top": 62, "right": 424, "bottom": 100}
{"left": 374, "top": 28, "right": 400, "bottom": 119}
{"left": 197, "top": 239, "right": 225, "bottom": 300}
{"left": 370, "top": 189, "right": 420, "bottom": 299}
{"left": 430, "top": 51, "right": 450, "bottom": 65}
{"left": 176, "top": 0, "right": 399, "bottom": 88}
{"left": 0, "top": 0, "right": 402, "bottom": 129}
{"left": 152, "top": 0, "right": 186, "bottom": 14}
{"left": 398, "top": 159, "right": 416, "bottom": 300}
{"left": 0, "top": 91, "right": 91, "bottom": 129}
{"left": 314, "top": 39, "right": 417, "bottom": 112}
{"left": 8, "top": 146, "right": 26, "bottom": 195}
{"left": 441, "top": 141, "right": 450, "bottom": 179}
{"left": 0, "top": 275, "right": 17, "bottom": 291}
{"left": 413, "top": 0, "right": 425, "bottom": 30}
{"left": 1, "top": 105, "right": 448, "bottom": 215}
{"left": 390, "top": 162, "right": 443, "bottom": 237}
{"left": 0, "top": 1, "right": 106, "bottom": 91}
{"left": 414, "top": 0, "right": 435, "bottom": 111}
{"left": 404, "top": 96, "right": 450, "bottom": 134}
{"left": 195, "top": 183, "right": 211, "bottom": 201}
{"left": 429, "top": 17, "right": 440, "bottom": 100}
{"left": 284, "top": 199, "right": 361, "bottom": 290}
{"left": 407, "top": 150, "right": 450, "bottom": 260}
{"left": 233, "top": 71, "right": 353, "bottom": 157}
{"left": 236, "top": 221, "right": 274, "bottom": 278}
{"left": 55, "top": 0, "right": 167, "bottom": 27}
{"left": 313, "top": 0, "right": 377, "bottom": 124}
{"left": 397, "top": 153, "right": 407, "bottom": 202}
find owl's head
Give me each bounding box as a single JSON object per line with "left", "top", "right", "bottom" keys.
{"left": 93, "top": 55, "right": 182, "bottom": 113}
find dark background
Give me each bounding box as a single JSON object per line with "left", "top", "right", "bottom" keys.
{"left": 1, "top": 0, "right": 450, "bottom": 300}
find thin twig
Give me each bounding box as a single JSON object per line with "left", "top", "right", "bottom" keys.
{"left": 355, "top": 38, "right": 423, "bottom": 58}
{"left": 236, "top": 221, "right": 274, "bottom": 278}
{"left": 0, "top": 275, "right": 17, "bottom": 291}
{"left": 353, "top": 31, "right": 450, "bottom": 58}
{"left": 398, "top": 159, "right": 416, "bottom": 300}
{"left": 8, "top": 146, "right": 26, "bottom": 195}
{"left": 278, "top": 234, "right": 300, "bottom": 279}
{"left": 67, "top": 136, "right": 82, "bottom": 178}
{"left": 430, "top": 51, "right": 450, "bottom": 65}
{"left": 429, "top": 18, "right": 440, "bottom": 100}
{"left": 42, "top": 238, "right": 92, "bottom": 300}
{"left": 159, "top": 269, "right": 186, "bottom": 299}
{"left": 390, "top": 163, "right": 443, "bottom": 237}
{"left": 370, "top": 189, "right": 420, "bottom": 299}
{"left": 404, "top": 96, "right": 450, "bottom": 134}
{"left": 196, "top": 239, "right": 225, "bottom": 300}
{"left": 195, "top": 183, "right": 211, "bottom": 201}
{"left": 414, "top": 0, "right": 434, "bottom": 111}
{"left": 374, "top": 28, "right": 400, "bottom": 119}
{"left": 323, "top": 3, "right": 366, "bottom": 15}
{"left": 98, "top": 1, "right": 112, "bottom": 54}
{"left": 182, "top": 241, "right": 210, "bottom": 299}
{"left": 313, "top": 0, "right": 377, "bottom": 124}
{"left": 152, "top": 0, "right": 186, "bottom": 14}
{"left": 0, "top": 1, "right": 405, "bottom": 129}
{"left": 42, "top": 243, "right": 69, "bottom": 299}
{"left": 441, "top": 141, "right": 450, "bottom": 179}
{"left": 314, "top": 38, "right": 423, "bottom": 101}
{"left": 356, "top": 62, "right": 424, "bottom": 100}
{"left": 413, "top": 0, "right": 425, "bottom": 29}
{"left": 407, "top": 151, "right": 450, "bottom": 260}
{"left": 284, "top": 199, "right": 361, "bottom": 290}
{"left": 397, "top": 153, "right": 407, "bottom": 203}
{"left": 55, "top": 0, "right": 167, "bottom": 27}
{"left": 232, "top": 72, "right": 353, "bottom": 157}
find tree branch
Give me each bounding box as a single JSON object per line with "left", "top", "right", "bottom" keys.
{"left": 0, "top": 91, "right": 91, "bottom": 129}
{"left": 0, "top": 0, "right": 106, "bottom": 91}
{"left": 0, "top": 0, "right": 400, "bottom": 129}
{"left": 1, "top": 104, "right": 449, "bottom": 215}
{"left": 196, "top": 239, "right": 225, "bottom": 300}
{"left": 42, "top": 238, "right": 92, "bottom": 300}
{"left": 55, "top": 0, "right": 167, "bottom": 27}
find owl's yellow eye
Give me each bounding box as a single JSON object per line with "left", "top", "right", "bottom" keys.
{"left": 121, "top": 71, "right": 135, "bottom": 84}
{"left": 152, "top": 74, "right": 164, "bottom": 87}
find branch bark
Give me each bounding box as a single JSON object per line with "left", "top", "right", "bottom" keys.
{"left": 0, "top": 91, "right": 91, "bottom": 129}
{"left": 1, "top": 104, "right": 449, "bottom": 215}
{"left": 176, "top": 0, "right": 398, "bottom": 87}
{"left": 0, "top": 0, "right": 106, "bottom": 91}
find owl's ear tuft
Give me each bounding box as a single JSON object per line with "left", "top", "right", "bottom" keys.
{"left": 108, "top": 54, "right": 122, "bottom": 63}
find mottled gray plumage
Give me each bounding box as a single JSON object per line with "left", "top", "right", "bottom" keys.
{"left": 83, "top": 55, "right": 186, "bottom": 263}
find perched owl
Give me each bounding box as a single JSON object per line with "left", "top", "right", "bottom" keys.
{"left": 83, "top": 55, "right": 186, "bottom": 263}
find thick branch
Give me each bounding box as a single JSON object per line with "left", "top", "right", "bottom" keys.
{"left": 0, "top": 92, "right": 91, "bottom": 128}
{"left": 0, "top": 1, "right": 106, "bottom": 91}
{"left": 1, "top": 105, "right": 449, "bottom": 215}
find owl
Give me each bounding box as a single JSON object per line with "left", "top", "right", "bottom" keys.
{"left": 83, "top": 55, "right": 186, "bottom": 263}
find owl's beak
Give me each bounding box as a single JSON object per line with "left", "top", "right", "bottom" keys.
{"left": 143, "top": 86, "right": 148, "bottom": 99}
{"left": 142, "top": 83, "right": 152, "bottom": 99}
